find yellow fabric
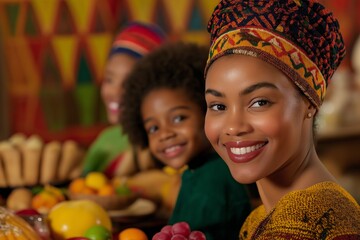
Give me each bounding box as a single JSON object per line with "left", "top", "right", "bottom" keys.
{"left": 162, "top": 165, "right": 188, "bottom": 175}
{"left": 240, "top": 182, "right": 360, "bottom": 239}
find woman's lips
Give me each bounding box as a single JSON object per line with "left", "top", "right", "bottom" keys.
{"left": 224, "top": 141, "right": 267, "bottom": 163}
{"left": 108, "top": 101, "right": 119, "bottom": 114}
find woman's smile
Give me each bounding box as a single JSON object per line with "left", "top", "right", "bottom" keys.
{"left": 224, "top": 141, "right": 267, "bottom": 163}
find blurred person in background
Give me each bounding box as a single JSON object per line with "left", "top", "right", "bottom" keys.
{"left": 82, "top": 22, "right": 167, "bottom": 178}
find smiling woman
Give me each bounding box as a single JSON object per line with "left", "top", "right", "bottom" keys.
{"left": 204, "top": 0, "right": 360, "bottom": 239}
{"left": 81, "top": 22, "right": 166, "bottom": 178}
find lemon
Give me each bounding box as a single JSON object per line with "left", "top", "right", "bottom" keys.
{"left": 48, "top": 199, "right": 112, "bottom": 239}
{"left": 85, "top": 172, "right": 108, "bottom": 190}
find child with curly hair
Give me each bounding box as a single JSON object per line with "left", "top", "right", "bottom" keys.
{"left": 120, "top": 42, "right": 251, "bottom": 240}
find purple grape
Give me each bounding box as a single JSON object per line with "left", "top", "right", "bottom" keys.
{"left": 171, "top": 222, "right": 191, "bottom": 237}
{"left": 152, "top": 232, "right": 172, "bottom": 240}
{"left": 189, "top": 230, "right": 206, "bottom": 240}
{"left": 161, "top": 225, "right": 173, "bottom": 236}
{"left": 170, "top": 234, "right": 187, "bottom": 240}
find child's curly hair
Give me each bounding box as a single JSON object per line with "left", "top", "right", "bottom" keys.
{"left": 120, "top": 42, "right": 209, "bottom": 148}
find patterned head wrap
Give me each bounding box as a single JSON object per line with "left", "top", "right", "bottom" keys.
{"left": 110, "top": 21, "right": 166, "bottom": 58}
{"left": 205, "top": 0, "right": 346, "bottom": 109}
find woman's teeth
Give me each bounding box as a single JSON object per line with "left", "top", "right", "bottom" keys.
{"left": 109, "top": 102, "right": 119, "bottom": 110}
{"left": 230, "top": 143, "right": 265, "bottom": 155}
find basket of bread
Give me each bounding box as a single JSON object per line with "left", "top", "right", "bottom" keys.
{"left": 0, "top": 133, "right": 85, "bottom": 188}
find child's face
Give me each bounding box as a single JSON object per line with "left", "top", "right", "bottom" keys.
{"left": 204, "top": 54, "right": 313, "bottom": 184}
{"left": 101, "top": 54, "right": 137, "bottom": 124}
{"left": 141, "top": 88, "right": 210, "bottom": 170}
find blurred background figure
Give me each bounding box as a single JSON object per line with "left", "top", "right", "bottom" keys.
{"left": 82, "top": 22, "right": 167, "bottom": 178}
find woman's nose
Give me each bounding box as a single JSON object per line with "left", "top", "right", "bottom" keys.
{"left": 225, "top": 109, "right": 252, "bottom": 136}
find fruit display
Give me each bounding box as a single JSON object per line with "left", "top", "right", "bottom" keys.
{"left": 68, "top": 172, "right": 138, "bottom": 210}
{"left": 6, "top": 185, "right": 66, "bottom": 214}
{"left": 118, "top": 228, "right": 148, "bottom": 240}
{"left": 0, "top": 133, "right": 84, "bottom": 188}
{"left": 0, "top": 206, "right": 41, "bottom": 240}
{"left": 83, "top": 225, "right": 112, "bottom": 240}
{"left": 15, "top": 209, "right": 51, "bottom": 240}
{"left": 152, "top": 222, "right": 206, "bottom": 240}
{"left": 31, "top": 185, "right": 66, "bottom": 214}
{"left": 47, "top": 199, "right": 112, "bottom": 240}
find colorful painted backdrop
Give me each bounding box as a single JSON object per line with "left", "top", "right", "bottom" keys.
{"left": 0, "top": 0, "right": 359, "bottom": 146}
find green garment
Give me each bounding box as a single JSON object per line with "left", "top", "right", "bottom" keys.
{"left": 82, "top": 125, "right": 129, "bottom": 176}
{"left": 169, "top": 152, "right": 252, "bottom": 240}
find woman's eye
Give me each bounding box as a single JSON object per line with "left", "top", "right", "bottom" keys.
{"left": 173, "top": 115, "right": 186, "bottom": 123}
{"left": 251, "top": 99, "right": 270, "bottom": 108}
{"left": 209, "top": 104, "right": 226, "bottom": 111}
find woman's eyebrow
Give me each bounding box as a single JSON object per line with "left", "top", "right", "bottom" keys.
{"left": 205, "top": 82, "right": 277, "bottom": 97}
{"left": 241, "top": 82, "right": 277, "bottom": 95}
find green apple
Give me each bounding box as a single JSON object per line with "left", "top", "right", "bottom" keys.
{"left": 115, "top": 185, "right": 131, "bottom": 196}
{"left": 83, "top": 225, "right": 111, "bottom": 240}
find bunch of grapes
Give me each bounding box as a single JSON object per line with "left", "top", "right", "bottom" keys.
{"left": 152, "top": 222, "right": 206, "bottom": 240}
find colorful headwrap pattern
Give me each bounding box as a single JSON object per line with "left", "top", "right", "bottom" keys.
{"left": 205, "top": 0, "right": 346, "bottom": 109}
{"left": 110, "top": 22, "right": 166, "bottom": 58}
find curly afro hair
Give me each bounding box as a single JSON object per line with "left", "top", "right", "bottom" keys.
{"left": 120, "top": 41, "right": 209, "bottom": 148}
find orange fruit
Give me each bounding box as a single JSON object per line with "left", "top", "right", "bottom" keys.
{"left": 98, "top": 184, "right": 115, "bottom": 196}
{"left": 118, "top": 228, "right": 148, "bottom": 240}
{"left": 81, "top": 186, "right": 97, "bottom": 195}
{"left": 69, "top": 178, "right": 86, "bottom": 194}
{"left": 31, "top": 191, "right": 59, "bottom": 214}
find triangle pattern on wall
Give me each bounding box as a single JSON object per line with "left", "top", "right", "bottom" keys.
{"left": 56, "top": 1, "right": 76, "bottom": 34}
{"left": 52, "top": 36, "right": 78, "bottom": 89}
{"left": 32, "top": 0, "right": 59, "bottom": 35}
{"left": 125, "top": 0, "right": 158, "bottom": 22}
{"left": 77, "top": 50, "right": 93, "bottom": 85}
{"left": 25, "top": 2, "right": 40, "bottom": 36}
{"left": 87, "top": 33, "right": 113, "bottom": 84}
{"left": 162, "top": 0, "right": 193, "bottom": 33}
{"left": 66, "top": 0, "right": 95, "bottom": 34}
{"left": 3, "top": 2, "right": 21, "bottom": 36}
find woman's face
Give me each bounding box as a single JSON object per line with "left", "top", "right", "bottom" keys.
{"left": 205, "top": 54, "right": 313, "bottom": 184}
{"left": 101, "top": 54, "right": 137, "bottom": 124}
{"left": 141, "top": 88, "right": 210, "bottom": 170}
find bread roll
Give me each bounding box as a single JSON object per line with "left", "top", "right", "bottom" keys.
{"left": 6, "top": 187, "right": 33, "bottom": 211}
{"left": 0, "top": 153, "right": 7, "bottom": 187}
{"left": 40, "top": 141, "right": 61, "bottom": 184}
{"left": 8, "top": 133, "right": 26, "bottom": 147}
{"left": 58, "top": 140, "right": 82, "bottom": 181}
{"left": 0, "top": 141, "right": 23, "bottom": 187}
{"left": 21, "top": 135, "right": 43, "bottom": 186}
{"left": 67, "top": 148, "right": 85, "bottom": 180}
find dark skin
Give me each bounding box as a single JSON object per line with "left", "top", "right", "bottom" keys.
{"left": 204, "top": 54, "right": 336, "bottom": 212}
{"left": 141, "top": 88, "right": 211, "bottom": 170}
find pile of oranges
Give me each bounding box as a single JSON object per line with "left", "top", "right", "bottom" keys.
{"left": 68, "top": 172, "right": 118, "bottom": 196}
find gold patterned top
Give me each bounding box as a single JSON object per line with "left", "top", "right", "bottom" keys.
{"left": 240, "top": 182, "right": 360, "bottom": 240}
